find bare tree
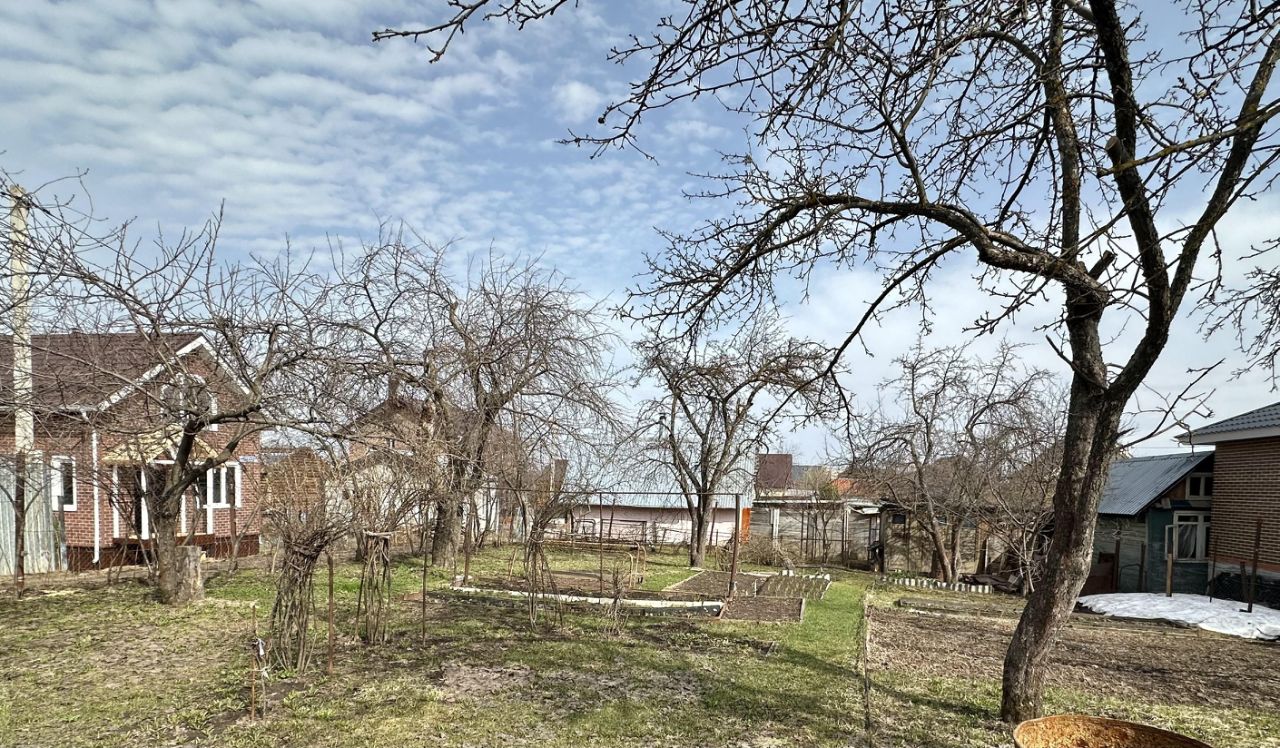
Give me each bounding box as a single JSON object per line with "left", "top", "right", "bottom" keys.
{"left": 379, "top": 0, "right": 1280, "bottom": 720}
{"left": 635, "top": 317, "right": 831, "bottom": 566}
{"left": 852, "top": 344, "right": 1052, "bottom": 581}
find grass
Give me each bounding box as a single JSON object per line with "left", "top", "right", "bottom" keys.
{"left": 0, "top": 547, "right": 870, "bottom": 748}
{"left": 6, "top": 551, "right": 1270, "bottom": 747}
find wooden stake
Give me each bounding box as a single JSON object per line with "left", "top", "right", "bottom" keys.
{"left": 250, "top": 602, "right": 258, "bottom": 720}
{"left": 327, "top": 551, "right": 335, "bottom": 676}
{"left": 728, "top": 494, "right": 742, "bottom": 600}
{"left": 1112, "top": 538, "right": 1122, "bottom": 591}
{"left": 1248, "top": 520, "right": 1262, "bottom": 614}
{"left": 1137, "top": 541, "right": 1146, "bottom": 593}
{"left": 1164, "top": 553, "right": 1174, "bottom": 598}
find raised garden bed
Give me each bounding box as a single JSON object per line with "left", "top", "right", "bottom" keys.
{"left": 666, "top": 569, "right": 770, "bottom": 597}
{"left": 720, "top": 596, "right": 805, "bottom": 622}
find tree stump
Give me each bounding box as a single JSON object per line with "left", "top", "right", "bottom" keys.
{"left": 172, "top": 545, "right": 205, "bottom": 603}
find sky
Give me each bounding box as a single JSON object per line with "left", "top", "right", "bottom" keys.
{"left": 2, "top": 0, "right": 1278, "bottom": 461}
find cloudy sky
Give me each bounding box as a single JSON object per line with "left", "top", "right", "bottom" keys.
{"left": 3, "top": 0, "right": 1277, "bottom": 460}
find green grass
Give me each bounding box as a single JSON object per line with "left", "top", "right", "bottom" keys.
{"left": 0, "top": 548, "right": 869, "bottom": 748}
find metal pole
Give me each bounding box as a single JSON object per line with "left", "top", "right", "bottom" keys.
{"left": 728, "top": 494, "right": 742, "bottom": 600}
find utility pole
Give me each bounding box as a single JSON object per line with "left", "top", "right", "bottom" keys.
{"left": 9, "top": 186, "right": 33, "bottom": 597}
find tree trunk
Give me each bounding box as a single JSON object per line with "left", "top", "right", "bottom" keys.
{"left": 431, "top": 496, "right": 460, "bottom": 568}
{"left": 687, "top": 495, "right": 713, "bottom": 567}
{"left": 12, "top": 451, "right": 27, "bottom": 598}
{"left": 153, "top": 506, "right": 203, "bottom": 604}
{"left": 1000, "top": 391, "right": 1121, "bottom": 722}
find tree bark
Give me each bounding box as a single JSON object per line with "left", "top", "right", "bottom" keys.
{"left": 431, "top": 496, "right": 460, "bottom": 568}
{"left": 12, "top": 452, "right": 27, "bottom": 598}
{"left": 1000, "top": 386, "right": 1121, "bottom": 721}
{"left": 688, "top": 497, "right": 712, "bottom": 567}
{"left": 153, "top": 504, "right": 204, "bottom": 605}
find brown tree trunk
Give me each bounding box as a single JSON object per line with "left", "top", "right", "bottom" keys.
{"left": 13, "top": 452, "right": 27, "bottom": 598}
{"left": 431, "top": 496, "right": 460, "bottom": 568}
{"left": 1000, "top": 388, "right": 1121, "bottom": 722}
{"left": 687, "top": 495, "right": 712, "bottom": 567}
{"left": 153, "top": 504, "right": 203, "bottom": 605}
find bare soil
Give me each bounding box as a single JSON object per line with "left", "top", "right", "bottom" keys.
{"left": 869, "top": 605, "right": 1280, "bottom": 711}
{"left": 667, "top": 569, "right": 768, "bottom": 597}
{"left": 720, "top": 596, "right": 804, "bottom": 622}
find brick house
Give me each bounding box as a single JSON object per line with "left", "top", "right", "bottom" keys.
{"left": 1180, "top": 400, "right": 1280, "bottom": 599}
{"left": 0, "top": 332, "right": 262, "bottom": 572}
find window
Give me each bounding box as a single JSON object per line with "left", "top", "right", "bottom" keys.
{"left": 161, "top": 373, "right": 219, "bottom": 430}
{"left": 50, "top": 458, "right": 76, "bottom": 511}
{"left": 203, "top": 463, "right": 241, "bottom": 508}
{"left": 1187, "top": 473, "right": 1213, "bottom": 498}
{"left": 1172, "top": 512, "right": 1211, "bottom": 561}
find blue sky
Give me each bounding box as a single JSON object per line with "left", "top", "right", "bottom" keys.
{"left": 3, "top": 0, "right": 1278, "bottom": 460}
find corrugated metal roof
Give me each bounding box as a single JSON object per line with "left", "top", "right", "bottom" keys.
{"left": 1097, "top": 452, "right": 1213, "bottom": 516}
{"left": 1185, "top": 401, "right": 1280, "bottom": 440}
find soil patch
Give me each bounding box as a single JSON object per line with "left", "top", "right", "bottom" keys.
{"left": 869, "top": 605, "right": 1280, "bottom": 710}
{"left": 668, "top": 569, "right": 768, "bottom": 597}
{"left": 721, "top": 596, "right": 804, "bottom": 622}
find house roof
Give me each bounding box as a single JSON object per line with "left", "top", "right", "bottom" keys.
{"left": 1098, "top": 452, "right": 1213, "bottom": 516}
{"left": 1181, "top": 401, "right": 1280, "bottom": 445}
{"left": 0, "top": 331, "right": 204, "bottom": 411}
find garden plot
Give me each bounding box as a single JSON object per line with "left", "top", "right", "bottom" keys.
{"left": 666, "top": 569, "right": 831, "bottom": 621}
{"left": 866, "top": 591, "right": 1280, "bottom": 748}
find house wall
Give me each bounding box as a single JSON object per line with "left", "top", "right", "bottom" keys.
{"left": 750, "top": 503, "right": 879, "bottom": 563}
{"left": 0, "top": 349, "right": 263, "bottom": 571}
{"left": 1094, "top": 507, "right": 1211, "bottom": 596}
{"left": 568, "top": 505, "right": 741, "bottom": 548}
{"left": 1211, "top": 436, "right": 1280, "bottom": 578}
{"left": 1093, "top": 516, "right": 1148, "bottom": 592}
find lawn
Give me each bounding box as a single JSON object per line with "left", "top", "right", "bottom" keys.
{"left": 0, "top": 547, "right": 868, "bottom": 748}
{"left": 5, "top": 552, "right": 1274, "bottom": 748}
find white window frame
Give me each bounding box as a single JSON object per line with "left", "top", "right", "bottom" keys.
{"left": 50, "top": 456, "right": 77, "bottom": 511}
{"left": 1170, "top": 511, "right": 1211, "bottom": 561}
{"left": 1186, "top": 473, "right": 1213, "bottom": 499}
{"left": 205, "top": 463, "right": 242, "bottom": 509}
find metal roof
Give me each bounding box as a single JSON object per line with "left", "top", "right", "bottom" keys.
{"left": 1097, "top": 452, "right": 1213, "bottom": 516}
{"left": 1183, "top": 401, "right": 1280, "bottom": 444}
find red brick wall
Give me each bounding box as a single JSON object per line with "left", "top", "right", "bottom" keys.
{"left": 1212, "top": 436, "right": 1280, "bottom": 574}
{"left": 0, "top": 347, "right": 263, "bottom": 567}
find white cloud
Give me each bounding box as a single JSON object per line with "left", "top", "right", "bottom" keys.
{"left": 551, "top": 80, "right": 604, "bottom": 124}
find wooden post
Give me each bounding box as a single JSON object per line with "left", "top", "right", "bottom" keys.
{"left": 1112, "top": 538, "right": 1122, "bottom": 591}
{"left": 728, "top": 494, "right": 742, "bottom": 600}
{"left": 1247, "top": 520, "right": 1262, "bottom": 613}
{"left": 249, "top": 602, "right": 258, "bottom": 719}
{"left": 327, "top": 551, "right": 336, "bottom": 676}
{"left": 1165, "top": 553, "right": 1174, "bottom": 598}
{"left": 1207, "top": 535, "right": 1217, "bottom": 601}
{"left": 1137, "top": 542, "right": 1147, "bottom": 593}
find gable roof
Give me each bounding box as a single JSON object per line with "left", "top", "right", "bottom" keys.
{"left": 1180, "top": 401, "right": 1280, "bottom": 445}
{"left": 0, "top": 332, "right": 205, "bottom": 411}
{"left": 1098, "top": 452, "right": 1213, "bottom": 516}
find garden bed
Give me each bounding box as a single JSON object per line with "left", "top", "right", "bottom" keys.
{"left": 720, "top": 595, "right": 804, "bottom": 622}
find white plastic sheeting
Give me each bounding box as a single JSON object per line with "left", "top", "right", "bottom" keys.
{"left": 1079, "top": 592, "right": 1280, "bottom": 640}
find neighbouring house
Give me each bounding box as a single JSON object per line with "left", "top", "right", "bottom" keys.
{"left": 339, "top": 393, "right": 500, "bottom": 546}
{"left": 559, "top": 491, "right": 749, "bottom": 550}
{"left": 752, "top": 453, "right": 881, "bottom": 564}
{"left": 0, "top": 332, "right": 262, "bottom": 573}
{"left": 1087, "top": 451, "right": 1215, "bottom": 596}
{"left": 1181, "top": 400, "right": 1280, "bottom": 604}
